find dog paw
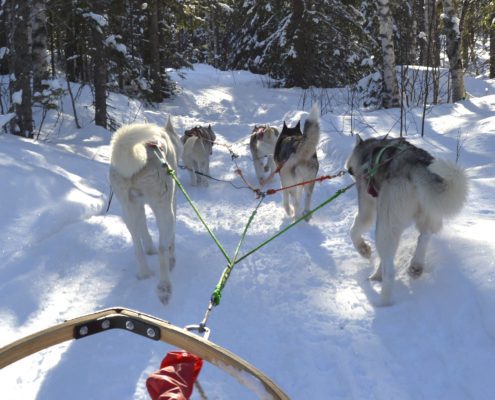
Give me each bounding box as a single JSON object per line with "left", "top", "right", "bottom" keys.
{"left": 356, "top": 241, "right": 372, "bottom": 259}
{"left": 369, "top": 268, "right": 382, "bottom": 282}
{"left": 137, "top": 269, "right": 154, "bottom": 280}
{"left": 407, "top": 262, "right": 424, "bottom": 278}
{"left": 156, "top": 281, "right": 172, "bottom": 305}
{"left": 302, "top": 210, "right": 312, "bottom": 222}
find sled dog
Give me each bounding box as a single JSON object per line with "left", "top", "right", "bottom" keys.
{"left": 274, "top": 105, "right": 320, "bottom": 220}
{"left": 249, "top": 125, "right": 279, "bottom": 185}
{"left": 109, "top": 118, "right": 182, "bottom": 305}
{"left": 181, "top": 125, "right": 216, "bottom": 186}
{"left": 346, "top": 135, "right": 468, "bottom": 306}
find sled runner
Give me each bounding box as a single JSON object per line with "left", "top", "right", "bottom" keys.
{"left": 0, "top": 307, "right": 288, "bottom": 400}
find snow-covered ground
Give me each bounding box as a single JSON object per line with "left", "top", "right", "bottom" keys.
{"left": 1, "top": 64, "right": 495, "bottom": 399}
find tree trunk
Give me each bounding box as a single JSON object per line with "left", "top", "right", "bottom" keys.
{"left": 31, "top": 0, "right": 49, "bottom": 93}
{"left": 491, "top": 9, "right": 495, "bottom": 79}
{"left": 207, "top": 3, "right": 217, "bottom": 66}
{"left": 286, "top": 0, "right": 308, "bottom": 88}
{"left": 424, "top": 0, "right": 439, "bottom": 104}
{"left": 442, "top": 0, "right": 465, "bottom": 102}
{"left": 92, "top": 1, "right": 107, "bottom": 128}
{"left": 9, "top": 0, "right": 33, "bottom": 137}
{"left": 377, "top": 0, "right": 400, "bottom": 108}
{"left": 148, "top": 0, "right": 162, "bottom": 102}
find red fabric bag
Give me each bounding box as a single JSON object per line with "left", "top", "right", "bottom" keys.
{"left": 146, "top": 351, "right": 203, "bottom": 400}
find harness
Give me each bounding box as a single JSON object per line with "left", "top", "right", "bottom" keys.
{"left": 366, "top": 141, "right": 409, "bottom": 197}
{"left": 252, "top": 125, "right": 266, "bottom": 139}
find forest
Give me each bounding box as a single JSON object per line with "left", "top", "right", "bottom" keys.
{"left": 0, "top": 0, "right": 494, "bottom": 137}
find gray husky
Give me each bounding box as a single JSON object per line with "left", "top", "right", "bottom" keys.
{"left": 249, "top": 125, "right": 279, "bottom": 185}
{"left": 346, "top": 135, "right": 468, "bottom": 306}
{"left": 274, "top": 105, "right": 320, "bottom": 220}
{"left": 109, "top": 118, "right": 182, "bottom": 305}
{"left": 181, "top": 125, "right": 216, "bottom": 186}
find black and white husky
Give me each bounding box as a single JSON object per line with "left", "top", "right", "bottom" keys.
{"left": 109, "top": 118, "right": 182, "bottom": 304}
{"left": 346, "top": 135, "right": 468, "bottom": 306}
{"left": 274, "top": 105, "right": 320, "bottom": 220}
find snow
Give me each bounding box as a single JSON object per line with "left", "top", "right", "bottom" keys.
{"left": 1, "top": 64, "right": 495, "bottom": 399}
{"left": 0, "top": 112, "right": 14, "bottom": 128}
{"left": 11, "top": 89, "right": 22, "bottom": 105}
{"left": 106, "top": 35, "right": 127, "bottom": 55}
{"left": 83, "top": 12, "right": 108, "bottom": 28}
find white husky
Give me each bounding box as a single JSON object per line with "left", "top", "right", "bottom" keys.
{"left": 109, "top": 118, "right": 182, "bottom": 304}
{"left": 346, "top": 135, "right": 468, "bottom": 306}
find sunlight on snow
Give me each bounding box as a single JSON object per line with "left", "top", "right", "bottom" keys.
{"left": 334, "top": 284, "right": 374, "bottom": 320}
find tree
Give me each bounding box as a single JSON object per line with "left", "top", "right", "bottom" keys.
{"left": 442, "top": 0, "right": 465, "bottom": 101}
{"left": 423, "top": 0, "right": 440, "bottom": 103}
{"left": 31, "top": 0, "right": 49, "bottom": 93}
{"left": 228, "top": 0, "right": 375, "bottom": 88}
{"left": 377, "top": 0, "right": 400, "bottom": 108}
{"left": 87, "top": 1, "right": 109, "bottom": 128}
{"left": 489, "top": 2, "right": 495, "bottom": 78}
{"left": 148, "top": 0, "right": 162, "bottom": 102}
{"left": 8, "top": 0, "right": 33, "bottom": 137}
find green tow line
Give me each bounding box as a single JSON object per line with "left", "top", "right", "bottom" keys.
{"left": 154, "top": 147, "right": 353, "bottom": 308}
{"left": 210, "top": 196, "right": 264, "bottom": 306}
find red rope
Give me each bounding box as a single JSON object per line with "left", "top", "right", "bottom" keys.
{"left": 235, "top": 168, "right": 264, "bottom": 198}
{"left": 265, "top": 170, "right": 346, "bottom": 196}
{"left": 235, "top": 166, "right": 346, "bottom": 198}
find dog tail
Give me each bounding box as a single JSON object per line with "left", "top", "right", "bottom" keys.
{"left": 296, "top": 104, "right": 320, "bottom": 162}
{"left": 422, "top": 159, "right": 468, "bottom": 217}
{"left": 110, "top": 123, "right": 162, "bottom": 178}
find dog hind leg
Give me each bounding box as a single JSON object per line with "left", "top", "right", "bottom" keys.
{"left": 302, "top": 182, "right": 315, "bottom": 221}
{"left": 283, "top": 190, "right": 292, "bottom": 217}
{"left": 122, "top": 201, "right": 154, "bottom": 280}
{"left": 351, "top": 184, "right": 376, "bottom": 259}
{"left": 291, "top": 188, "right": 302, "bottom": 220}
{"left": 136, "top": 205, "right": 156, "bottom": 255}
{"left": 375, "top": 215, "right": 402, "bottom": 306}
{"left": 190, "top": 160, "right": 198, "bottom": 186}
{"left": 150, "top": 198, "right": 175, "bottom": 305}
{"left": 375, "top": 184, "right": 414, "bottom": 305}
{"left": 408, "top": 231, "right": 431, "bottom": 278}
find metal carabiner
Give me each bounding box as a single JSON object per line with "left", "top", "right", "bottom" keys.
{"left": 184, "top": 324, "right": 211, "bottom": 341}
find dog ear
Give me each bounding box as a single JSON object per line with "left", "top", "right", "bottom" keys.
{"left": 283, "top": 121, "right": 287, "bottom": 129}
{"left": 355, "top": 134, "right": 363, "bottom": 145}
{"left": 166, "top": 116, "right": 175, "bottom": 135}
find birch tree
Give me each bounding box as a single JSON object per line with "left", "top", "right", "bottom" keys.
{"left": 377, "top": 0, "right": 400, "bottom": 108}
{"left": 442, "top": 0, "right": 465, "bottom": 101}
